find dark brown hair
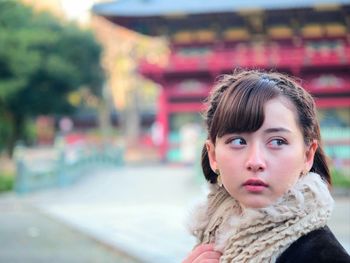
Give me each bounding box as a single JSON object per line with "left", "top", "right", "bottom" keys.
{"left": 202, "top": 69, "right": 331, "bottom": 185}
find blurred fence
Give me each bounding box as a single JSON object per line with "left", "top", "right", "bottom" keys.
{"left": 14, "top": 145, "right": 124, "bottom": 194}
{"left": 322, "top": 127, "right": 350, "bottom": 173}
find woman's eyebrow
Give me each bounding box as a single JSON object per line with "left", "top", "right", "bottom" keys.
{"left": 264, "top": 127, "right": 292, "bottom": 133}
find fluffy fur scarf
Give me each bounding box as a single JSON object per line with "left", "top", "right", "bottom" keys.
{"left": 188, "top": 172, "right": 334, "bottom": 263}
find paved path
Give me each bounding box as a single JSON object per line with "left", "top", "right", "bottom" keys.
{"left": 1, "top": 165, "right": 349, "bottom": 263}
{"left": 3, "top": 165, "right": 200, "bottom": 263}
{"left": 0, "top": 196, "right": 140, "bottom": 263}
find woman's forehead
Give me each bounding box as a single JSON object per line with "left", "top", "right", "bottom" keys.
{"left": 262, "top": 98, "right": 299, "bottom": 128}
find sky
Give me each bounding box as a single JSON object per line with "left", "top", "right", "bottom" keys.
{"left": 59, "top": 0, "right": 101, "bottom": 24}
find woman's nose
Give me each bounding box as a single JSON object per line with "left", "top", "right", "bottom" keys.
{"left": 245, "top": 145, "right": 266, "bottom": 172}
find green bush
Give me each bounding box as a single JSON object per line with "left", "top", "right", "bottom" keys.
{"left": 331, "top": 169, "right": 350, "bottom": 188}
{"left": 0, "top": 172, "right": 14, "bottom": 192}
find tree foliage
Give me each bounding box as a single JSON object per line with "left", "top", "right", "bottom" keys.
{"left": 0, "top": 1, "right": 104, "bottom": 154}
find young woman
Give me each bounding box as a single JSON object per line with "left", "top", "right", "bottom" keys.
{"left": 183, "top": 70, "right": 350, "bottom": 263}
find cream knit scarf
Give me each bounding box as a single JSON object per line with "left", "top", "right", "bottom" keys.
{"left": 189, "top": 172, "right": 334, "bottom": 263}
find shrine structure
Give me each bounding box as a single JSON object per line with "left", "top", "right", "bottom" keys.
{"left": 93, "top": 0, "right": 350, "bottom": 165}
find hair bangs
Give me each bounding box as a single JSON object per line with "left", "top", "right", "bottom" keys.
{"left": 211, "top": 76, "right": 279, "bottom": 139}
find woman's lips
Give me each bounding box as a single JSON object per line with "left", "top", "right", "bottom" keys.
{"left": 243, "top": 179, "right": 268, "bottom": 193}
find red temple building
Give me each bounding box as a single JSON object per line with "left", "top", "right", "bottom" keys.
{"left": 93, "top": 0, "right": 350, "bottom": 167}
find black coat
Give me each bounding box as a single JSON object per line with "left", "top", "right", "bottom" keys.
{"left": 276, "top": 226, "right": 350, "bottom": 263}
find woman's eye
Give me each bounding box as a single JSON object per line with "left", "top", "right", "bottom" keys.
{"left": 230, "top": 138, "right": 246, "bottom": 146}
{"left": 269, "top": 139, "right": 287, "bottom": 147}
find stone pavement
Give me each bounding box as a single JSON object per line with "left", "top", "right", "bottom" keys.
{"left": 1, "top": 165, "right": 349, "bottom": 263}
{"left": 2, "top": 165, "right": 201, "bottom": 263}
{"left": 0, "top": 196, "right": 141, "bottom": 263}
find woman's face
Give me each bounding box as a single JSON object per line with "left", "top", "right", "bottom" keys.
{"left": 207, "top": 98, "right": 317, "bottom": 208}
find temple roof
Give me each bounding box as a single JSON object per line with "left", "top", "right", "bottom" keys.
{"left": 92, "top": 0, "right": 350, "bottom": 17}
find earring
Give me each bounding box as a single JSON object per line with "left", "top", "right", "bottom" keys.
{"left": 215, "top": 169, "right": 223, "bottom": 187}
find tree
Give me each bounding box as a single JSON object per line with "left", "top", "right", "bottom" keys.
{"left": 0, "top": 1, "right": 104, "bottom": 155}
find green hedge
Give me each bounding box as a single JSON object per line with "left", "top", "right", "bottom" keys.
{"left": 0, "top": 172, "right": 14, "bottom": 192}
{"left": 332, "top": 169, "right": 350, "bottom": 188}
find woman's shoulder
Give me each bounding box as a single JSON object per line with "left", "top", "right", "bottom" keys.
{"left": 276, "top": 226, "right": 350, "bottom": 263}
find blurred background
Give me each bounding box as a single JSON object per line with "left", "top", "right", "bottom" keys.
{"left": 0, "top": 0, "right": 349, "bottom": 262}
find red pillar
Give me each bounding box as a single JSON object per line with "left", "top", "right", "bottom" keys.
{"left": 156, "top": 88, "right": 169, "bottom": 161}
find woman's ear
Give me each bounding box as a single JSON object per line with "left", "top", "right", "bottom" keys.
{"left": 206, "top": 140, "right": 217, "bottom": 172}
{"left": 304, "top": 139, "right": 318, "bottom": 172}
